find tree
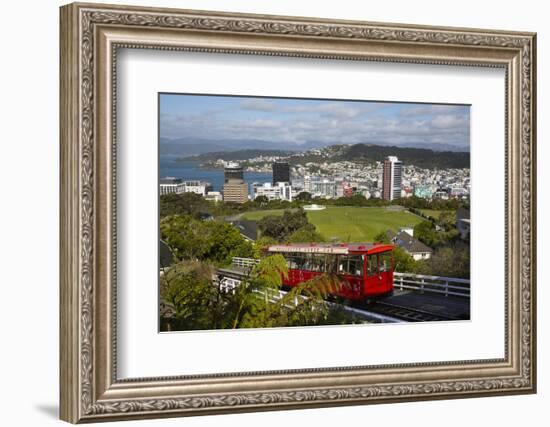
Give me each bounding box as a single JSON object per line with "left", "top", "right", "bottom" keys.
{"left": 160, "top": 192, "right": 211, "bottom": 218}
{"left": 160, "top": 260, "right": 219, "bottom": 330}
{"left": 253, "top": 195, "right": 269, "bottom": 205}
{"left": 233, "top": 256, "right": 346, "bottom": 328}
{"left": 258, "top": 209, "right": 315, "bottom": 241}
{"left": 374, "top": 230, "right": 391, "bottom": 244}
{"left": 296, "top": 191, "right": 312, "bottom": 201}
{"left": 423, "top": 242, "right": 470, "bottom": 278}
{"left": 160, "top": 254, "right": 367, "bottom": 332}
{"left": 160, "top": 215, "right": 210, "bottom": 261}
{"left": 253, "top": 236, "right": 278, "bottom": 258}
{"left": 228, "top": 254, "right": 289, "bottom": 329}
{"left": 392, "top": 246, "right": 420, "bottom": 273}
{"left": 160, "top": 214, "right": 254, "bottom": 266}
{"left": 437, "top": 210, "right": 456, "bottom": 231}
{"left": 287, "top": 227, "right": 325, "bottom": 243}
{"left": 200, "top": 220, "right": 255, "bottom": 265}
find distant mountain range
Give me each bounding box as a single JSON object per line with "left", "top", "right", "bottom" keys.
{"left": 183, "top": 149, "right": 296, "bottom": 162}
{"left": 160, "top": 137, "right": 469, "bottom": 157}
{"left": 176, "top": 143, "right": 469, "bottom": 169}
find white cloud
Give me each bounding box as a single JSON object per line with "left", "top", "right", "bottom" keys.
{"left": 240, "top": 99, "right": 278, "bottom": 112}
{"left": 160, "top": 102, "right": 470, "bottom": 149}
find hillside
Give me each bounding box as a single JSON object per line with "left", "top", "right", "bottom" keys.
{"left": 339, "top": 144, "right": 469, "bottom": 169}
{"left": 179, "top": 149, "right": 296, "bottom": 162}
{"left": 175, "top": 143, "right": 470, "bottom": 169}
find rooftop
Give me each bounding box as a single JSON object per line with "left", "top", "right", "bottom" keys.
{"left": 393, "top": 231, "right": 433, "bottom": 254}
{"left": 267, "top": 242, "right": 393, "bottom": 255}
{"left": 160, "top": 177, "right": 182, "bottom": 185}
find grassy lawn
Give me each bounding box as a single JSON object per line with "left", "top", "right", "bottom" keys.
{"left": 242, "top": 206, "right": 423, "bottom": 242}
{"left": 418, "top": 209, "right": 455, "bottom": 220}
{"left": 239, "top": 209, "right": 295, "bottom": 221}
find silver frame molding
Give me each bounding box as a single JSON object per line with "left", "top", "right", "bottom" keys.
{"left": 60, "top": 2, "right": 537, "bottom": 423}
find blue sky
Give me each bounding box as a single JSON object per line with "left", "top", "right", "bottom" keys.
{"left": 160, "top": 93, "right": 470, "bottom": 150}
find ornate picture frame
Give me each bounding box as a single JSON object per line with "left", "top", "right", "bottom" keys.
{"left": 60, "top": 2, "right": 536, "bottom": 423}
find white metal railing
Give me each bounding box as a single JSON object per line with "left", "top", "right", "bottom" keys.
{"left": 232, "top": 257, "right": 260, "bottom": 269}
{"left": 231, "top": 259, "right": 470, "bottom": 298}
{"left": 217, "top": 275, "right": 307, "bottom": 307}
{"left": 393, "top": 272, "right": 470, "bottom": 298}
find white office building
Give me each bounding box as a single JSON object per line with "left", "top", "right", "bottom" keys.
{"left": 159, "top": 177, "right": 185, "bottom": 195}
{"left": 253, "top": 182, "right": 293, "bottom": 202}
{"left": 310, "top": 179, "right": 337, "bottom": 199}
{"left": 182, "top": 180, "right": 213, "bottom": 197}
{"left": 159, "top": 178, "right": 212, "bottom": 196}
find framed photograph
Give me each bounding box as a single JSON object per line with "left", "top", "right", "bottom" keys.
{"left": 60, "top": 2, "right": 537, "bottom": 423}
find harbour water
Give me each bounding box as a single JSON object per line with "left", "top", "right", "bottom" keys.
{"left": 160, "top": 155, "right": 272, "bottom": 192}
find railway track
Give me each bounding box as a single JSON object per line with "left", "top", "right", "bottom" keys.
{"left": 362, "top": 301, "right": 461, "bottom": 322}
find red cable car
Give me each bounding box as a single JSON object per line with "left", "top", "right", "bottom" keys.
{"left": 266, "top": 242, "right": 394, "bottom": 301}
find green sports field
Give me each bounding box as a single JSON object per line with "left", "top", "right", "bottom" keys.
{"left": 242, "top": 206, "right": 424, "bottom": 242}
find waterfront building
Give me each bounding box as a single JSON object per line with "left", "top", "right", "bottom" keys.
{"left": 160, "top": 177, "right": 213, "bottom": 197}
{"left": 272, "top": 162, "right": 290, "bottom": 185}
{"left": 182, "top": 180, "right": 213, "bottom": 197}
{"left": 382, "top": 156, "right": 403, "bottom": 201}
{"left": 159, "top": 177, "right": 185, "bottom": 195}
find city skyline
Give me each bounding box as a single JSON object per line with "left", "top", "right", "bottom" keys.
{"left": 160, "top": 94, "right": 471, "bottom": 152}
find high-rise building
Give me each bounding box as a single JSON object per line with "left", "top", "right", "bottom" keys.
{"left": 382, "top": 156, "right": 403, "bottom": 201}
{"left": 304, "top": 175, "right": 311, "bottom": 193}
{"left": 224, "top": 162, "right": 244, "bottom": 183}
{"left": 272, "top": 162, "right": 290, "bottom": 185}
{"left": 223, "top": 180, "right": 249, "bottom": 203}
{"left": 223, "top": 162, "right": 248, "bottom": 203}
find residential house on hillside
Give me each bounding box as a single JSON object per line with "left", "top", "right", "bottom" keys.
{"left": 392, "top": 230, "right": 433, "bottom": 261}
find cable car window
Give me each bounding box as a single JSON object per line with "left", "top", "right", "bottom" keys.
{"left": 367, "top": 254, "right": 378, "bottom": 276}
{"left": 348, "top": 256, "right": 363, "bottom": 276}
{"left": 310, "top": 254, "right": 326, "bottom": 272}
{"left": 379, "top": 251, "right": 393, "bottom": 272}
{"left": 325, "top": 254, "right": 338, "bottom": 274}
{"left": 302, "top": 253, "right": 314, "bottom": 271}
{"left": 338, "top": 255, "right": 363, "bottom": 276}
{"left": 286, "top": 253, "right": 300, "bottom": 269}
{"left": 337, "top": 256, "right": 348, "bottom": 274}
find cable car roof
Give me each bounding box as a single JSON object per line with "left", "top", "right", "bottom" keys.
{"left": 266, "top": 242, "right": 393, "bottom": 255}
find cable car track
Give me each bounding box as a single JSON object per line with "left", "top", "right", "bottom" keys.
{"left": 361, "top": 301, "right": 461, "bottom": 322}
